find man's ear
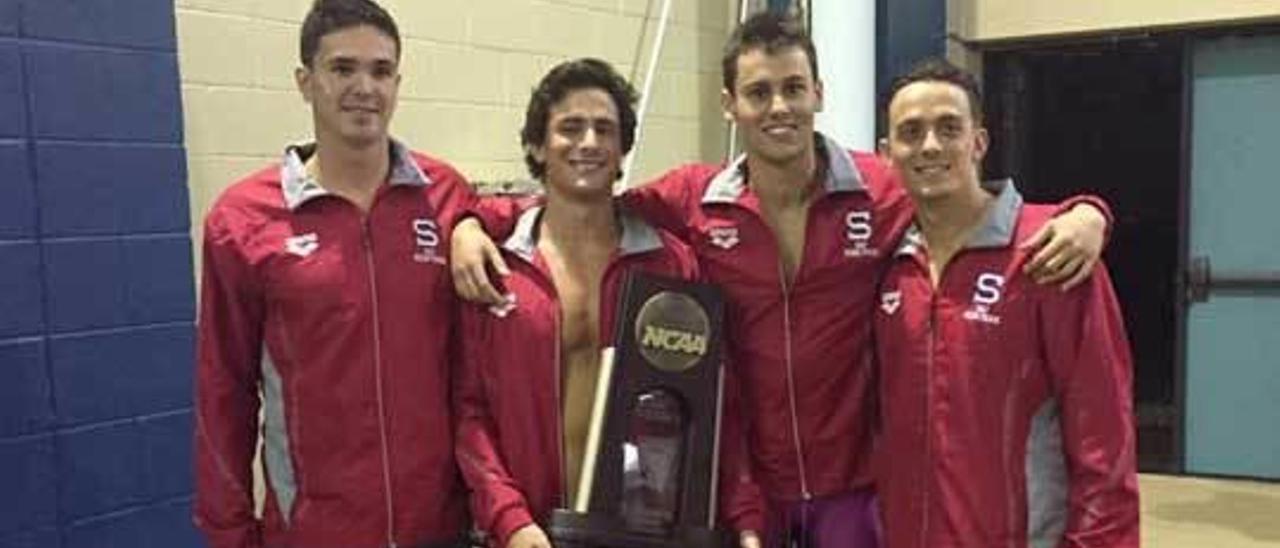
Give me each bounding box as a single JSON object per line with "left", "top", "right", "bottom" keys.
{"left": 526, "top": 143, "right": 546, "bottom": 166}
{"left": 813, "top": 78, "right": 825, "bottom": 113}
{"left": 295, "top": 66, "right": 313, "bottom": 103}
{"left": 973, "top": 126, "right": 990, "bottom": 163}
{"left": 877, "top": 137, "right": 890, "bottom": 158}
{"left": 720, "top": 88, "right": 735, "bottom": 122}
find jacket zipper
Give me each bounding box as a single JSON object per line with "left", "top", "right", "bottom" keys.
{"left": 778, "top": 262, "right": 812, "bottom": 501}
{"left": 363, "top": 223, "right": 397, "bottom": 547}
{"left": 920, "top": 287, "right": 938, "bottom": 548}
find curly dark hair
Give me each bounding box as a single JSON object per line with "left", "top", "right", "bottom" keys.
{"left": 721, "top": 11, "right": 819, "bottom": 93}
{"left": 884, "top": 57, "right": 984, "bottom": 123}
{"left": 299, "top": 0, "right": 401, "bottom": 68}
{"left": 520, "top": 58, "right": 639, "bottom": 180}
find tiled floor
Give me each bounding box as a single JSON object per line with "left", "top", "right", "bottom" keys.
{"left": 1142, "top": 474, "right": 1280, "bottom": 547}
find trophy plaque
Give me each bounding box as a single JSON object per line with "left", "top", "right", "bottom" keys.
{"left": 547, "top": 271, "right": 729, "bottom": 548}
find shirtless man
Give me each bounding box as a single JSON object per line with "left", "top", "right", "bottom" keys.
{"left": 452, "top": 13, "right": 1110, "bottom": 548}
{"left": 453, "top": 58, "right": 700, "bottom": 548}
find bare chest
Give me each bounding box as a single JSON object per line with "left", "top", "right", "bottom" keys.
{"left": 540, "top": 246, "right": 611, "bottom": 356}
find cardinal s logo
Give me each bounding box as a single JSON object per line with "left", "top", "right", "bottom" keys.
{"left": 843, "top": 210, "right": 878, "bottom": 258}
{"left": 963, "top": 273, "right": 1004, "bottom": 324}
{"left": 413, "top": 218, "right": 444, "bottom": 264}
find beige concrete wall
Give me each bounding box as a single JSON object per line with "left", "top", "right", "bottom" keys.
{"left": 178, "top": 0, "right": 735, "bottom": 236}
{"left": 950, "top": 0, "right": 1280, "bottom": 42}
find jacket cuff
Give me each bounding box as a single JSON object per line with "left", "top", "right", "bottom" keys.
{"left": 492, "top": 505, "right": 536, "bottom": 548}
{"left": 725, "top": 507, "right": 765, "bottom": 539}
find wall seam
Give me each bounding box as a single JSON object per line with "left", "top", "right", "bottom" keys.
{"left": 17, "top": 1, "right": 64, "bottom": 541}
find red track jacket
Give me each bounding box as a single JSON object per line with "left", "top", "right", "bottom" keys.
{"left": 873, "top": 180, "right": 1139, "bottom": 548}
{"left": 194, "top": 142, "right": 472, "bottom": 547}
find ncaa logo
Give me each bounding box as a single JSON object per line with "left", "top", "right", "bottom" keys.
{"left": 843, "top": 210, "right": 878, "bottom": 258}
{"left": 413, "top": 218, "right": 445, "bottom": 264}
{"left": 963, "top": 273, "right": 1004, "bottom": 324}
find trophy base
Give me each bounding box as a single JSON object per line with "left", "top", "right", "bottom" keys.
{"left": 547, "top": 509, "right": 732, "bottom": 548}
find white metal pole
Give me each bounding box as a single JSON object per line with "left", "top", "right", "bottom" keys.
{"left": 726, "top": 0, "right": 755, "bottom": 162}
{"left": 811, "top": 0, "right": 876, "bottom": 150}
{"left": 620, "top": 0, "right": 675, "bottom": 189}
{"left": 573, "top": 347, "right": 616, "bottom": 512}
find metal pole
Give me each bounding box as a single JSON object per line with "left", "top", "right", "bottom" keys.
{"left": 621, "top": 0, "right": 675, "bottom": 189}
{"left": 811, "top": 0, "right": 876, "bottom": 149}
{"left": 726, "top": 0, "right": 755, "bottom": 162}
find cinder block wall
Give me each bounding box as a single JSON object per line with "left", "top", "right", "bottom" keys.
{"left": 179, "top": 0, "right": 735, "bottom": 244}
{"left": 0, "top": 0, "right": 199, "bottom": 546}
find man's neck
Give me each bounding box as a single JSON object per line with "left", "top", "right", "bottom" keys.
{"left": 308, "top": 137, "right": 392, "bottom": 205}
{"left": 539, "top": 192, "right": 619, "bottom": 253}
{"left": 746, "top": 145, "right": 821, "bottom": 209}
{"left": 915, "top": 180, "right": 994, "bottom": 279}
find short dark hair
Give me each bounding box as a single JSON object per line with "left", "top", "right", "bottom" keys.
{"left": 520, "top": 58, "right": 639, "bottom": 180}
{"left": 721, "top": 12, "right": 819, "bottom": 92}
{"left": 299, "top": 0, "right": 401, "bottom": 68}
{"left": 884, "top": 57, "right": 984, "bottom": 123}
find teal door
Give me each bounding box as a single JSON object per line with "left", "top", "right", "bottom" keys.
{"left": 1186, "top": 34, "right": 1280, "bottom": 479}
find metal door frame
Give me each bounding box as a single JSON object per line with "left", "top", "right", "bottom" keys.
{"left": 1179, "top": 27, "right": 1280, "bottom": 481}
{"left": 967, "top": 22, "right": 1280, "bottom": 478}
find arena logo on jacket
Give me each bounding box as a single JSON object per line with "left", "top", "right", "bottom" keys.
{"left": 880, "top": 289, "right": 902, "bottom": 315}
{"left": 843, "top": 210, "right": 878, "bottom": 258}
{"left": 285, "top": 232, "right": 319, "bottom": 258}
{"left": 707, "top": 224, "right": 740, "bottom": 250}
{"left": 413, "top": 218, "right": 444, "bottom": 264}
{"left": 962, "top": 273, "right": 1005, "bottom": 325}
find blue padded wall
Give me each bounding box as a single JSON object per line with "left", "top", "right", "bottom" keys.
{"left": 0, "top": 1, "right": 198, "bottom": 546}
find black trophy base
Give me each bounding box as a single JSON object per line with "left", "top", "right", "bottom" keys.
{"left": 547, "top": 509, "right": 731, "bottom": 548}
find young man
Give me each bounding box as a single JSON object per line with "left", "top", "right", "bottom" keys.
{"left": 193, "top": 1, "right": 472, "bottom": 546}
{"left": 451, "top": 13, "right": 1111, "bottom": 548}
{"left": 453, "top": 58, "right": 700, "bottom": 548}
{"left": 874, "top": 58, "right": 1139, "bottom": 547}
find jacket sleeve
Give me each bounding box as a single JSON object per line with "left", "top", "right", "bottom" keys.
{"left": 467, "top": 194, "right": 540, "bottom": 240}
{"left": 1039, "top": 265, "right": 1140, "bottom": 548}
{"left": 717, "top": 360, "right": 766, "bottom": 535}
{"left": 193, "top": 213, "right": 265, "bottom": 548}
{"left": 454, "top": 305, "right": 536, "bottom": 548}
{"left": 621, "top": 167, "right": 699, "bottom": 242}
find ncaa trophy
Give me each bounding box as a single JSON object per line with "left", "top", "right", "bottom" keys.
{"left": 547, "top": 270, "right": 730, "bottom": 548}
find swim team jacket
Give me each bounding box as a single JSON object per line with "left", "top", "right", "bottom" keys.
{"left": 873, "top": 180, "right": 1139, "bottom": 548}
{"left": 195, "top": 141, "right": 472, "bottom": 547}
